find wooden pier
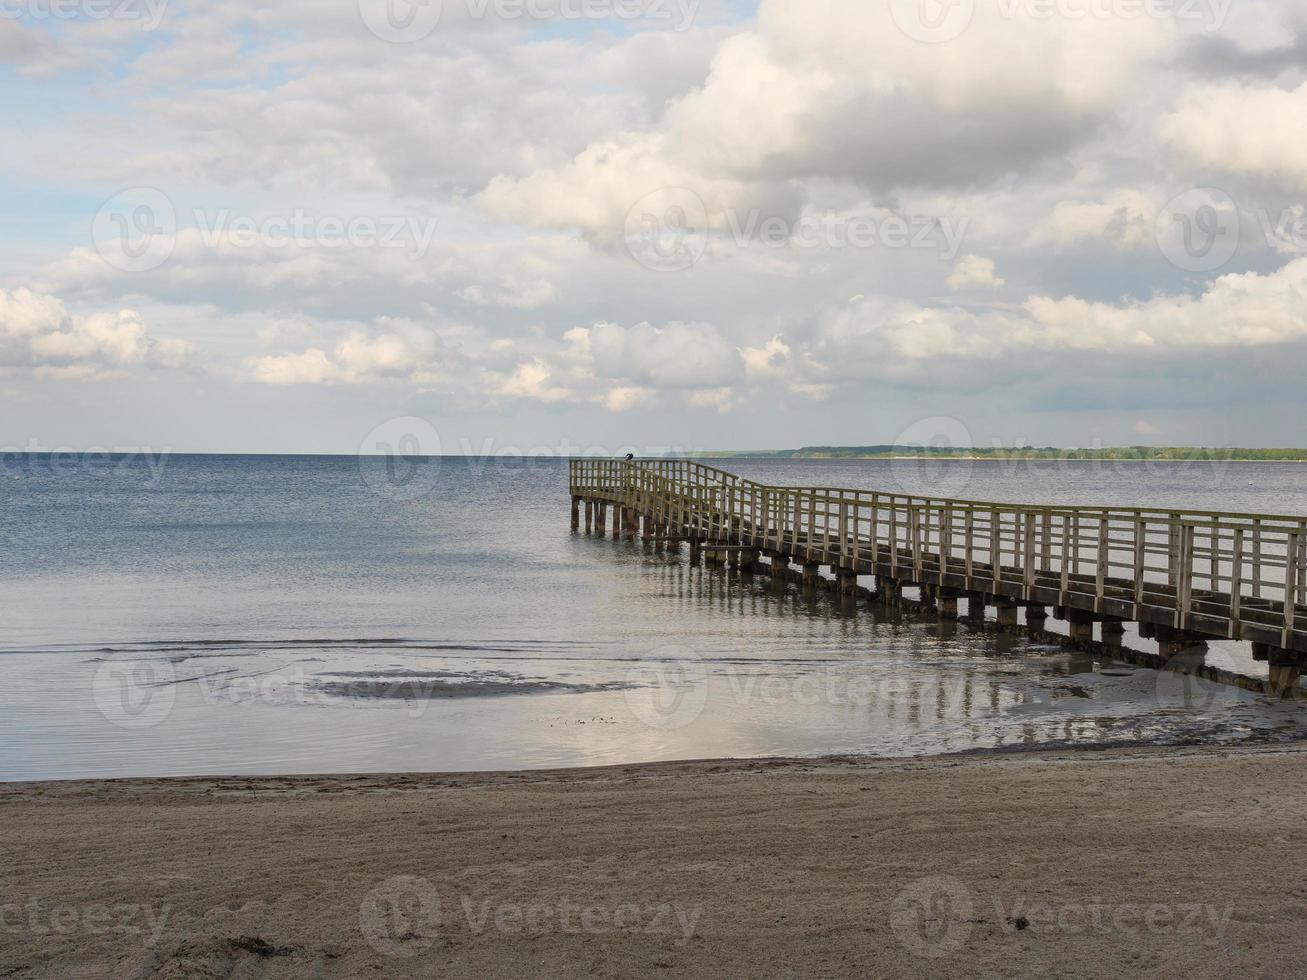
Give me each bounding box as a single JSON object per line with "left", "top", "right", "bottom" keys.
{"left": 570, "top": 458, "right": 1307, "bottom": 696}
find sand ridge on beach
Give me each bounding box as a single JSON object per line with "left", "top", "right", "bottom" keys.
{"left": 4, "top": 744, "right": 1307, "bottom": 978}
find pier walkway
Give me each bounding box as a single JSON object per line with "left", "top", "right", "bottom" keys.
{"left": 570, "top": 458, "right": 1307, "bottom": 695}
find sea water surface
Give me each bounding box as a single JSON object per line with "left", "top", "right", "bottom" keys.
{"left": 3, "top": 453, "right": 1307, "bottom": 781}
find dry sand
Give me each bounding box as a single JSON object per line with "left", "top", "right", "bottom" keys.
{"left": 4, "top": 745, "right": 1307, "bottom": 979}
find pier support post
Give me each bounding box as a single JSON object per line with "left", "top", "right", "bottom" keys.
{"left": 689, "top": 539, "right": 702, "bottom": 565}
{"left": 880, "top": 578, "right": 903, "bottom": 606}
{"left": 772, "top": 554, "right": 790, "bottom": 580}
{"left": 837, "top": 567, "right": 858, "bottom": 597}
{"left": 741, "top": 549, "right": 760, "bottom": 575}
{"left": 585, "top": 500, "right": 594, "bottom": 534}
{"left": 964, "top": 592, "right": 986, "bottom": 621}
{"left": 1258, "top": 645, "right": 1304, "bottom": 698}
{"left": 666, "top": 522, "right": 682, "bottom": 552}
{"left": 1066, "top": 609, "right": 1096, "bottom": 643}
{"left": 596, "top": 503, "right": 607, "bottom": 537}
{"left": 938, "top": 594, "right": 959, "bottom": 619}
{"left": 1155, "top": 626, "right": 1208, "bottom": 665}
{"left": 1025, "top": 605, "right": 1048, "bottom": 631}
{"left": 571, "top": 496, "right": 581, "bottom": 531}
{"left": 802, "top": 562, "right": 821, "bottom": 591}
{"left": 995, "top": 598, "right": 1019, "bottom": 628}
{"left": 1100, "top": 620, "right": 1126, "bottom": 646}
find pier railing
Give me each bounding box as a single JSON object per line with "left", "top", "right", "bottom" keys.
{"left": 570, "top": 458, "right": 1307, "bottom": 655}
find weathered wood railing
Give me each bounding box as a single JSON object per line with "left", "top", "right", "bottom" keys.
{"left": 570, "top": 458, "right": 1307, "bottom": 665}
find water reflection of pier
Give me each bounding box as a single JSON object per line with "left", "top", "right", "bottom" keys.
{"left": 630, "top": 541, "right": 1196, "bottom": 752}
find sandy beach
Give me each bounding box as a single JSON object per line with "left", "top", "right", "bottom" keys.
{"left": 4, "top": 744, "right": 1307, "bottom": 978}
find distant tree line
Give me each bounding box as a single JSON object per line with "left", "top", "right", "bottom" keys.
{"left": 700, "top": 446, "right": 1307, "bottom": 461}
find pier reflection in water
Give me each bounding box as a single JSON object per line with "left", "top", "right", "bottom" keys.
{"left": 575, "top": 541, "right": 1305, "bottom": 763}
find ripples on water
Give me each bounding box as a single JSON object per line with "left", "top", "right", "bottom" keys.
{"left": 2, "top": 453, "right": 1306, "bottom": 780}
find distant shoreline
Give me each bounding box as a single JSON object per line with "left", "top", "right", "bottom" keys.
{"left": 698, "top": 449, "right": 1307, "bottom": 462}
{"left": 698, "top": 454, "right": 1307, "bottom": 463}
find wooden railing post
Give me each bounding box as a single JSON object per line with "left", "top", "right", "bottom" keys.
{"left": 839, "top": 500, "right": 850, "bottom": 567}
{"left": 1024, "top": 512, "right": 1036, "bottom": 599}
{"left": 1230, "top": 527, "right": 1244, "bottom": 639}
{"left": 1178, "top": 524, "right": 1195, "bottom": 630}
{"left": 1286, "top": 531, "right": 1301, "bottom": 649}
{"left": 991, "top": 508, "right": 1001, "bottom": 590}
{"left": 1095, "top": 516, "right": 1108, "bottom": 614}
{"left": 964, "top": 510, "right": 974, "bottom": 586}
{"left": 911, "top": 505, "right": 923, "bottom": 582}
{"left": 1133, "top": 518, "right": 1146, "bottom": 610}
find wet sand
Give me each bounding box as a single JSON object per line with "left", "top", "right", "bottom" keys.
{"left": 4, "top": 745, "right": 1307, "bottom": 978}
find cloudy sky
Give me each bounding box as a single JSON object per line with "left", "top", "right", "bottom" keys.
{"left": 3, "top": 0, "right": 1306, "bottom": 455}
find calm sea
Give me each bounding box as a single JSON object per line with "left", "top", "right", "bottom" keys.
{"left": 3, "top": 453, "right": 1306, "bottom": 781}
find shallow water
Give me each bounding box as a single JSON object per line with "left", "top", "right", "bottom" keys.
{"left": 2, "top": 453, "right": 1306, "bottom": 780}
